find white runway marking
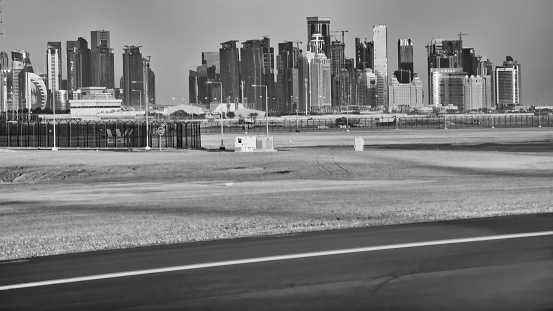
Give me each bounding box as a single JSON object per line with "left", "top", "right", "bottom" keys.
{"left": 1, "top": 230, "right": 552, "bottom": 291}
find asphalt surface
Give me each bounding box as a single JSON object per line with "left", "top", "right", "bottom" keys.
{"left": 1, "top": 213, "right": 553, "bottom": 310}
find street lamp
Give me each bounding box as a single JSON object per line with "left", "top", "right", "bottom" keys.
{"left": 206, "top": 81, "right": 225, "bottom": 150}
{"left": 131, "top": 80, "right": 148, "bottom": 149}
{"left": 252, "top": 84, "right": 269, "bottom": 135}
{"left": 52, "top": 89, "right": 58, "bottom": 151}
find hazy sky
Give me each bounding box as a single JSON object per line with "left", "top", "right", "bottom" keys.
{"left": 2, "top": 0, "right": 552, "bottom": 106}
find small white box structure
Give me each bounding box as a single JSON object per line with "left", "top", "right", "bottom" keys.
{"left": 354, "top": 137, "right": 364, "bottom": 151}
{"left": 234, "top": 136, "right": 257, "bottom": 152}
{"left": 256, "top": 135, "right": 275, "bottom": 151}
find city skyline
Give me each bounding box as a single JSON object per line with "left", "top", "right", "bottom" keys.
{"left": 1, "top": 0, "right": 552, "bottom": 106}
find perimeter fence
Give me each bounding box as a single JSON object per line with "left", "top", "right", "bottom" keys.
{"left": 200, "top": 114, "right": 553, "bottom": 133}
{"left": 0, "top": 120, "right": 201, "bottom": 149}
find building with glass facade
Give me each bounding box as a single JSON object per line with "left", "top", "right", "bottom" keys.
{"left": 90, "top": 30, "right": 114, "bottom": 88}
{"left": 355, "top": 38, "right": 373, "bottom": 71}
{"left": 398, "top": 39, "right": 414, "bottom": 82}
{"left": 373, "top": 25, "right": 388, "bottom": 110}
{"left": 67, "top": 37, "right": 91, "bottom": 99}
{"left": 47, "top": 42, "right": 62, "bottom": 109}
{"left": 494, "top": 56, "right": 521, "bottom": 109}
{"left": 240, "top": 37, "right": 275, "bottom": 111}
{"left": 219, "top": 40, "right": 240, "bottom": 106}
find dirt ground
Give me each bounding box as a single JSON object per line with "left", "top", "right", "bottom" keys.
{"left": 1, "top": 128, "right": 552, "bottom": 260}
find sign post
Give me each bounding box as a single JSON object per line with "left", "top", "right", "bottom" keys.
{"left": 157, "top": 126, "right": 165, "bottom": 151}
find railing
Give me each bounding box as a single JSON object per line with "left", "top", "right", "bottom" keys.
{"left": 199, "top": 115, "right": 552, "bottom": 134}
{"left": 0, "top": 120, "right": 202, "bottom": 149}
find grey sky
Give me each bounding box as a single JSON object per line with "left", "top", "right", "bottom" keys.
{"left": 2, "top": 0, "right": 552, "bottom": 106}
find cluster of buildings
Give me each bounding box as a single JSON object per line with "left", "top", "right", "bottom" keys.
{"left": 0, "top": 30, "right": 156, "bottom": 118}
{"left": 427, "top": 38, "right": 521, "bottom": 112}
{"left": 189, "top": 17, "right": 521, "bottom": 115}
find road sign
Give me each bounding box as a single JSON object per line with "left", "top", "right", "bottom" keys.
{"left": 157, "top": 126, "right": 165, "bottom": 136}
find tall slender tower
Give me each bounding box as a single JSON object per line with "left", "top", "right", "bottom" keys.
{"left": 66, "top": 37, "right": 91, "bottom": 99}
{"left": 372, "top": 25, "right": 388, "bottom": 110}
{"left": 47, "top": 42, "right": 62, "bottom": 109}
{"left": 90, "top": 30, "right": 114, "bottom": 88}
{"left": 122, "top": 45, "right": 143, "bottom": 108}
{"left": 219, "top": 40, "right": 240, "bottom": 106}
{"left": 240, "top": 37, "right": 275, "bottom": 111}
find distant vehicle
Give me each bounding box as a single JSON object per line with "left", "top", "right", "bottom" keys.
{"left": 335, "top": 117, "right": 363, "bottom": 127}
{"left": 375, "top": 117, "right": 397, "bottom": 126}
{"left": 238, "top": 117, "right": 254, "bottom": 124}
{"left": 317, "top": 125, "right": 330, "bottom": 129}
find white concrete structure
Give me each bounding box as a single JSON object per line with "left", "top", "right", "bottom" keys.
{"left": 69, "top": 87, "right": 122, "bottom": 116}
{"left": 463, "top": 75, "right": 484, "bottom": 111}
{"left": 388, "top": 74, "right": 423, "bottom": 112}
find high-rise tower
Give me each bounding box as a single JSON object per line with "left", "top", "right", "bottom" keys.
{"left": 426, "top": 38, "right": 464, "bottom": 106}
{"left": 90, "top": 30, "right": 114, "bottom": 88}
{"left": 276, "top": 41, "right": 300, "bottom": 113}
{"left": 355, "top": 38, "right": 373, "bottom": 71}
{"left": 306, "top": 17, "right": 331, "bottom": 58}
{"left": 372, "top": 25, "right": 388, "bottom": 110}
{"left": 495, "top": 56, "right": 521, "bottom": 109}
{"left": 47, "top": 42, "right": 62, "bottom": 106}
{"left": 67, "top": 37, "right": 91, "bottom": 99}
{"left": 219, "top": 40, "right": 240, "bottom": 106}
{"left": 398, "top": 38, "right": 413, "bottom": 83}
{"left": 240, "top": 37, "right": 275, "bottom": 111}
{"left": 122, "top": 45, "right": 143, "bottom": 108}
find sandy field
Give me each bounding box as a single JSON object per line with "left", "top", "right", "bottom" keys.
{"left": 1, "top": 128, "right": 552, "bottom": 261}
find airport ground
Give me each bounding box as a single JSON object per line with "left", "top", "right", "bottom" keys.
{"left": 1, "top": 127, "right": 552, "bottom": 261}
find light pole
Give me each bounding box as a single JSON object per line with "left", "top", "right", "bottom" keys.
{"left": 206, "top": 81, "right": 225, "bottom": 150}
{"left": 252, "top": 84, "right": 268, "bottom": 135}
{"left": 52, "top": 89, "right": 58, "bottom": 151}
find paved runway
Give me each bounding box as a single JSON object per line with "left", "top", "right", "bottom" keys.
{"left": 1, "top": 213, "right": 552, "bottom": 310}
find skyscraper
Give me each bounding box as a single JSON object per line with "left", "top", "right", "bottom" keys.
{"left": 0, "top": 51, "right": 8, "bottom": 70}
{"left": 302, "top": 33, "right": 332, "bottom": 112}
{"left": 427, "top": 38, "right": 463, "bottom": 106}
{"left": 122, "top": 45, "right": 143, "bottom": 108}
{"left": 90, "top": 30, "right": 114, "bottom": 88}
{"left": 430, "top": 68, "right": 465, "bottom": 108}
{"left": 461, "top": 47, "right": 480, "bottom": 77}
{"left": 463, "top": 75, "right": 483, "bottom": 111}
{"left": 240, "top": 37, "right": 275, "bottom": 111}
{"left": 306, "top": 17, "right": 331, "bottom": 58}
{"left": 276, "top": 41, "right": 300, "bottom": 113}
{"left": 494, "top": 56, "right": 521, "bottom": 109}
{"left": 398, "top": 39, "right": 414, "bottom": 83}
{"left": 219, "top": 40, "right": 240, "bottom": 106}
{"left": 355, "top": 38, "right": 373, "bottom": 71}
{"left": 372, "top": 25, "right": 388, "bottom": 110}
{"left": 11, "top": 50, "right": 34, "bottom": 111}
{"left": 202, "top": 52, "right": 220, "bottom": 79}
{"left": 67, "top": 37, "right": 91, "bottom": 99}
{"left": 0, "top": 52, "right": 8, "bottom": 113}
{"left": 47, "top": 42, "right": 62, "bottom": 109}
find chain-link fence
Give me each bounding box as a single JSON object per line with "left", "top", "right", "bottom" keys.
{"left": 199, "top": 114, "right": 552, "bottom": 133}
{"left": 0, "top": 120, "right": 201, "bottom": 149}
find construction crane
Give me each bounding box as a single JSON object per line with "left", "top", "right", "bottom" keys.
{"left": 332, "top": 30, "right": 349, "bottom": 44}
{"left": 458, "top": 31, "right": 468, "bottom": 42}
